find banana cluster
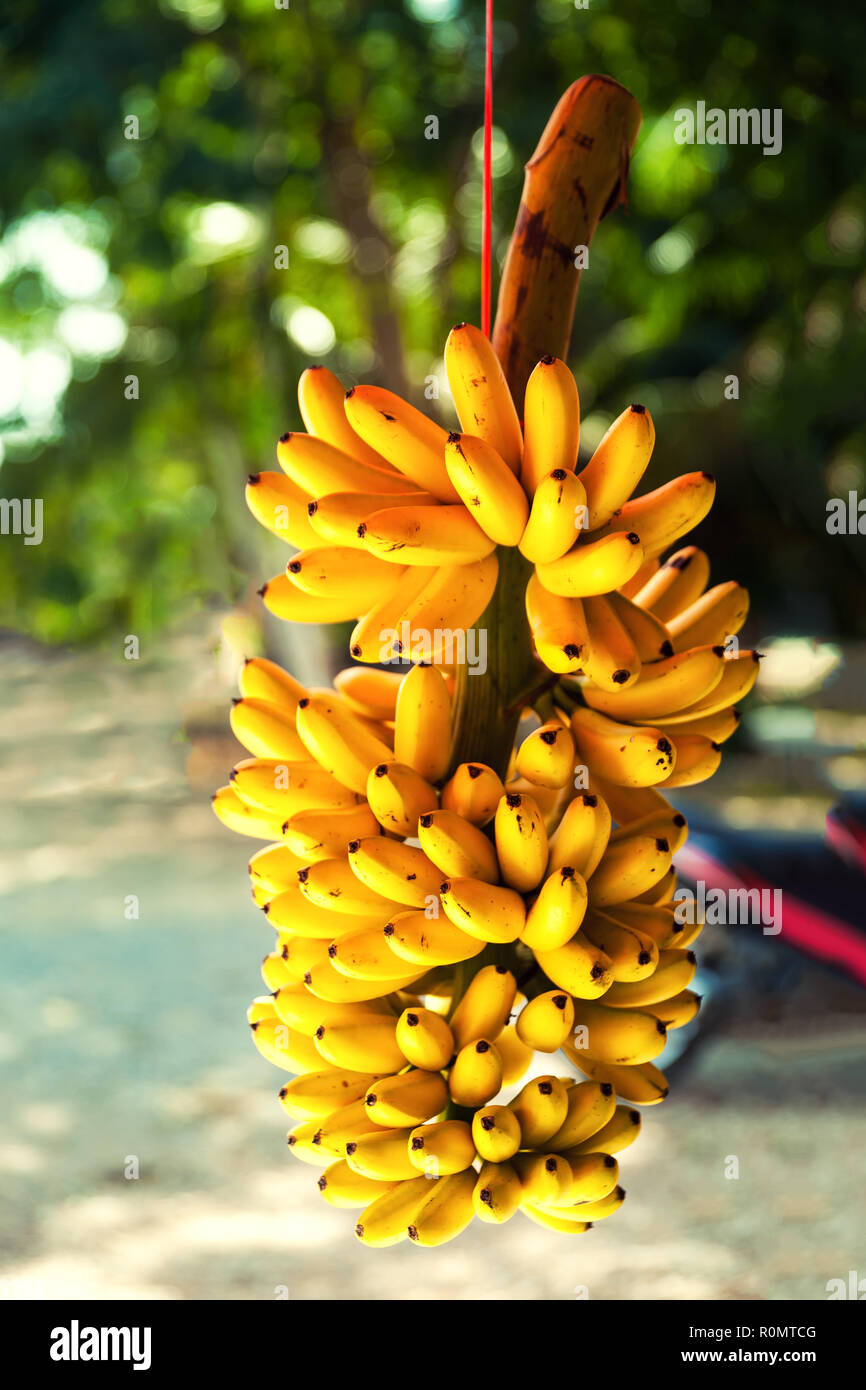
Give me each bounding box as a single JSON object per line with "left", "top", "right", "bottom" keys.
{"left": 215, "top": 655, "right": 707, "bottom": 1246}
{"left": 245, "top": 323, "right": 750, "bottom": 723}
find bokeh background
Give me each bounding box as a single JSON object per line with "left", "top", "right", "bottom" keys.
{"left": 1, "top": 0, "right": 865, "bottom": 1300}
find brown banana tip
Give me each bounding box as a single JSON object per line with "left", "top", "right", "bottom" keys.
{"left": 495, "top": 965, "right": 508, "bottom": 975}
{"left": 656, "top": 738, "right": 672, "bottom": 753}
{"left": 351, "top": 644, "right": 362, "bottom": 657}
{"left": 702, "top": 471, "right": 715, "bottom": 482}
{"left": 408, "top": 1225, "right": 420, "bottom": 1241}
{"left": 540, "top": 729, "right": 558, "bottom": 744}
{"left": 582, "top": 794, "right": 598, "bottom": 806}
{"left": 447, "top": 431, "right": 462, "bottom": 443}
{"left": 615, "top": 1186, "right": 625, "bottom": 1199}
{"left": 315, "top": 1025, "right": 325, "bottom": 1039}
{"left": 317, "top": 1176, "right": 327, "bottom": 1191}
{"left": 603, "top": 1155, "right": 616, "bottom": 1168}
{"left": 601, "top": 1083, "right": 613, "bottom": 1097}
{"left": 612, "top": 669, "right": 630, "bottom": 684}
{"left": 733, "top": 709, "right": 742, "bottom": 721}
{"left": 630, "top": 403, "right": 646, "bottom": 414}
{"left": 467, "top": 764, "right": 483, "bottom": 778}
{"left": 280, "top": 820, "right": 290, "bottom": 834}
{"left": 406, "top": 1012, "right": 419, "bottom": 1026}
{"left": 261, "top": 902, "right": 271, "bottom": 916}
{"left": 346, "top": 1142, "right": 357, "bottom": 1155}
{"left": 539, "top": 1081, "right": 553, "bottom": 1094}
{"left": 544, "top": 1157, "right": 557, "bottom": 1172}
{"left": 656, "top": 1019, "right": 667, "bottom": 1035}
{"left": 712, "top": 644, "right": 726, "bottom": 656}
{"left": 298, "top": 697, "right": 310, "bottom": 708}
{"left": 347, "top": 839, "right": 360, "bottom": 853}
{"left": 288, "top": 560, "right": 301, "bottom": 573}
{"left": 754, "top": 651, "right": 765, "bottom": 661}
{"left": 327, "top": 945, "right": 337, "bottom": 958}
{"left": 552, "top": 994, "right": 568, "bottom": 1009}
{"left": 711, "top": 741, "right": 722, "bottom": 751}
{"left": 687, "top": 951, "right": 697, "bottom": 963}
{"left": 480, "top": 1188, "right": 493, "bottom": 1205}
{"left": 344, "top": 387, "right": 355, "bottom": 399}
{"left": 374, "top": 764, "right": 388, "bottom": 776}
{"left": 590, "top": 963, "right": 605, "bottom": 979}
{"left": 452, "top": 321, "right": 468, "bottom": 331}
{"left": 673, "top": 814, "right": 686, "bottom": 826}
{"left": 638, "top": 951, "right": 652, "bottom": 965}
{"left": 410, "top": 1137, "right": 424, "bottom": 1150}
{"left": 563, "top": 643, "right": 582, "bottom": 658}
{"left": 540, "top": 354, "right": 555, "bottom": 365}
{"left": 629, "top": 1109, "right": 640, "bottom": 1123}
{"left": 307, "top": 500, "right": 317, "bottom": 515}
{"left": 303, "top": 971, "right": 312, "bottom": 985}
{"left": 439, "top": 882, "right": 451, "bottom": 894}
{"left": 249, "top": 1020, "right": 259, "bottom": 1031}
{"left": 561, "top": 866, "right": 576, "bottom": 880}
{"left": 626, "top": 532, "right": 641, "bottom": 545}
{"left": 278, "top": 432, "right": 290, "bottom": 443}
{"left": 354, "top": 1222, "right": 363, "bottom": 1236}
{"left": 297, "top": 868, "right": 309, "bottom": 882}
{"left": 384, "top": 924, "right": 395, "bottom": 936}
{"left": 481, "top": 1115, "right": 495, "bottom": 1131}
{"left": 656, "top": 838, "right": 670, "bottom": 852}
{"left": 506, "top": 793, "right": 522, "bottom": 808}
{"left": 476, "top": 1040, "right": 490, "bottom": 1053}
{"left": 247, "top": 473, "right": 260, "bottom": 485}
{"left": 230, "top": 697, "right": 241, "bottom": 706}
{"left": 660, "top": 640, "right": 674, "bottom": 658}
{"left": 256, "top": 584, "right": 268, "bottom": 597}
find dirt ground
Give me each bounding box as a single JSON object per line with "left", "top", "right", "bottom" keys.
{"left": 1, "top": 628, "right": 864, "bottom": 1301}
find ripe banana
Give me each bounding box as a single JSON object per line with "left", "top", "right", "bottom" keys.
{"left": 521, "top": 355, "right": 580, "bottom": 494}
{"left": 449, "top": 965, "right": 517, "bottom": 1049}
{"left": 362, "top": 503, "right": 496, "bottom": 566}
{"left": 384, "top": 909, "right": 485, "bottom": 966}
{"left": 418, "top": 809, "right": 500, "bottom": 885}
{"left": 513, "top": 1151, "right": 573, "bottom": 1205}
{"left": 278, "top": 1068, "right": 378, "bottom": 1120}
{"left": 519, "top": 468, "right": 587, "bottom": 565}
{"left": 308, "top": 489, "right": 438, "bottom": 549}
{"left": 230, "top": 697, "right": 308, "bottom": 761}
{"left": 297, "top": 364, "right": 395, "bottom": 473}
{"left": 407, "top": 1168, "right": 477, "bottom": 1246}
{"left": 392, "top": 554, "right": 499, "bottom": 664}
{"left": 586, "top": 834, "right": 673, "bottom": 905}
{"left": 660, "top": 734, "right": 722, "bottom": 787}
{"left": 632, "top": 545, "right": 711, "bottom": 621}
{"left": 577, "top": 403, "right": 655, "bottom": 529}
{"left": 408, "top": 1120, "right": 476, "bottom": 1176}
{"left": 260, "top": 572, "right": 374, "bottom": 624}
{"left": 547, "top": 1080, "right": 617, "bottom": 1151}
{"left": 212, "top": 785, "right": 285, "bottom": 841}
{"left": 495, "top": 792, "right": 549, "bottom": 892}
{"left": 642, "top": 989, "right": 701, "bottom": 1030}
{"left": 601, "top": 948, "right": 697, "bottom": 1007}
{"left": 473, "top": 1161, "right": 523, "bottom": 1224}
{"left": 509, "top": 1075, "right": 570, "bottom": 1147}
{"left": 515, "top": 991, "right": 575, "bottom": 1051}
{"left": 570, "top": 707, "right": 676, "bottom": 788}
{"left": 536, "top": 530, "right": 645, "bottom": 598}
{"left": 580, "top": 909, "right": 660, "bottom": 982}
{"left": 581, "top": 594, "right": 642, "bottom": 690}
{"left": 343, "top": 385, "right": 458, "bottom": 500}
{"left": 440, "top": 877, "right": 526, "bottom": 943}
{"left": 525, "top": 571, "right": 589, "bottom": 675}
{"left": 245, "top": 471, "right": 320, "bottom": 548}
{"left": 582, "top": 644, "right": 726, "bottom": 721}
{"left": 394, "top": 664, "right": 452, "bottom": 783}
{"left": 607, "top": 590, "right": 673, "bottom": 663}
{"left": 296, "top": 693, "right": 393, "bottom": 793}
{"left": 354, "top": 1173, "right": 432, "bottom": 1246}
{"left": 567, "top": 1103, "right": 642, "bottom": 1156}
{"left": 609, "top": 808, "right": 688, "bottom": 855}
{"left": 364, "top": 761, "right": 437, "bottom": 837}
{"left": 249, "top": 1016, "right": 322, "bottom": 1073}
{"left": 284, "top": 804, "right": 381, "bottom": 862}
{"left": 515, "top": 720, "right": 575, "bottom": 788}
{"left": 444, "top": 432, "right": 529, "bottom": 545}
{"left": 596, "top": 471, "right": 716, "bottom": 558}
{"left": 520, "top": 866, "right": 587, "bottom": 951}
{"left": 471, "top": 1105, "right": 522, "bottom": 1162}
{"left": 348, "top": 566, "right": 438, "bottom": 663}
{"left": 562, "top": 1045, "right": 670, "bottom": 1105}
{"left": 396, "top": 1007, "right": 455, "bottom": 1070}
{"left": 547, "top": 792, "right": 612, "bottom": 879}
{"left": 313, "top": 1014, "right": 405, "bottom": 1073}
{"left": 277, "top": 430, "right": 416, "bottom": 498}
{"left": 448, "top": 1039, "right": 503, "bottom": 1107}
{"left": 318, "top": 1159, "right": 398, "bottom": 1210}
{"left": 667, "top": 580, "right": 749, "bottom": 652}
{"left": 347, "top": 836, "right": 442, "bottom": 908}
{"left": 444, "top": 321, "right": 523, "bottom": 472}
{"left": 570, "top": 998, "right": 668, "bottom": 1065}
{"left": 346, "top": 1128, "right": 418, "bottom": 1182}
{"left": 441, "top": 762, "right": 504, "bottom": 825}
{"left": 287, "top": 545, "right": 404, "bottom": 609}
{"left": 364, "top": 1070, "right": 449, "bottom": 1128}
{"left": 533, "top": 933, "right": 614, "bottom": 1000}
{"left": 660, "top": 649, "right": 761, "bottom": 719}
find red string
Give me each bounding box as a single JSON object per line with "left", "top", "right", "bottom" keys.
{"left": 481, "top": 0, "right": 493, "bottom": 338}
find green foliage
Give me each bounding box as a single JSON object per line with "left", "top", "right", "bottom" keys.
{"left": 1, "top": 0, "right": 864, "bottom": 643}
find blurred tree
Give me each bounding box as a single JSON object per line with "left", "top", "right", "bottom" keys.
{"left": 0, "top": 0, "right": 863, "bottom": 647}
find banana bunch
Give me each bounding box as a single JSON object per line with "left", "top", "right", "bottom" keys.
{"left": 215, "top": 649, "right": 713, "bottom": 1248}
{"left": 245, "top": 327, "right": 741, "bottom": 676}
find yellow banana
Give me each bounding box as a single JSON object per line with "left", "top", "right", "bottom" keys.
{"left": 582, "top": 644, "right": 726, "bottom": 721}
{"left": 247, "top": 838, "right": 311, "bottom": 891}
{"left": 515, "top": 720, "right": 575, "bottom": 789}
{"left": 313, "top": 1014, "right": 406, "bottom": 1073}
{"left": 249, "top": 1016, "right": 322, "bottom": 1073}
{"left": 230, "top": 697, "right": 308, "bottom": 761}
{"left": 661, "top": 734, "right": 722, "bottom": 787}
{"left": 278, "top": 1068, "right": 379, "bottom": 1120}
{"left": 631, "top": 544, "right": 711, "bottom": 620}
{"left": 311, "top": 1099, "right": 383, "bottom": 1157}
{"left": 394, "top": 663, "right": 452, "bottom": 783}
{"left": 525, "top": 571, "right": 589, "bottom": 675}
{"left": 519, "top": 468, "right": 587, "bottom": 565}
{"left": 287, "top": 543, "right": 399, "bottom": 602}
{"left": 408, "top": 1120, "right": 476, "bottom": 1176}
{"left": 346, "top": 1128, "right": 418, "bottom": 1182}
{"left": 601, "top": 948, "right": 697, "bottom": 1007}
{"left": 336, "top": 669, "right": 407, "bottom": 719}
{"left": 599, "top": 899, "right": 678, "bottom": 947}
{"left": 232, "top": 758, "right": 360, "bottom": 817}
{"left": 520, "top": 866, "right": 587, "bottom": 951}
{"left": 354, "top": 1173, "right": 432, "bottom": 1246}
{"left": 567, "top": 1103, "right": 642, "bottom": 1156}
{"left": 609, "top": 808, "right": 688, "bottom": 855}
{"left": 571, "top": 998, "right": 668, "bottom": 1065}
{"left": 581, "top": 594, "right": 642, "bottom": 690}
{"left": 660, "top": 649, "right": 761, "bottom": 719}
{"left": 635, "top": 867, "right": 678, "bottom": 906}
{"left": 298, "top": 364, "right": 395, "bottom": 471}
{"left": 277, "top": 429, "right": 417, "bottom": 497}
{"left": 306, "top": 955, "right": 423, "bottom": 1004}
{"left": 449, "top": 965, "right": 517, "bottom": 1049}
{"left": 348, "top": 566, "right": 438, "bottom": 663}
{"left": 247, "top": 995, "right": 279, "bottom": 1025}
{"left": 620, "top": 554, "right": 660, "bottom": 599}
{"left": 587, "top": 833, "right": 673, "bottom": 906}
{"left": 407, "top": 1168, "right": 477, "bottom": 1246}
{"left": 594, "top": 471, "right": 716, "bottom": 558}
{"left": 667, "top": 580, "right": 749, "bottom": 652}
{"left": 570, "top": 707, "right": 676, "bottom": 788}
{"left": 586, "top": 775, "right": 671, "bottom": 827}
{"left": 212, "top": 785, "right": 285, "bottom": 841}
{"left": 365, "top": 761, "right": 437, "bottom": 837}
{"left": 441, "top": 762, "right": 504, "bottom": 825}
{"left": 347, "top": 836, "right": 442, "bottom": 908}
{"left": 473, "top": 1161, "right": 523, "bottom": 1224}
{"left": 444, "top": 321, "right": 523, "bottom": 472}
{"left": 494, "top": 792, "right": 549, "bottom": 892}
{"left": 448, "top": 1039, "right": 503, "bottom": 1107}
{"left": 607, "top": 590, "right": 673, "bottom": 663}
{"left": 364, "top": 1070, "right": 449, "bottom": 1128}
{"left": 238, "top": 656, "right": 306, "bottom": 708}
{"left": 419, "top": 808, "right": 500, "bottom": 884}
{"left": 547, "top": 1080, "right": 617, "bottom": 1151}
{"left": 284, "top": 804, "right": 381, "bottom": 862}
{"left": 444, "top": 432, "right": 529, "bottom": 545}
{"left": 536, "top": 530, "right": 645, "bottom": 598}
{"left": 642, "top": 989, "right": 701, "bottom": 1029}
{"left": 245, "top": 470, "right": 320, "bottom": 548}
{"left": 439, "top": 877, "right": 526, "bottom": 943}
{"left": 521, "top": 1207, "right": 591, "bottom": 1235}
{"left": 547, "top": 792, "right": 612, "bottom": 879}
{"left": 659, "top": 707, "right": 741, "bottom": 743}
{"left": 550, "top": 1184, "right": 626, "bottom": 1223}
{"left": 308, "top": 489, "right": 440, "bottom": 549}
{"left": 577, "top": 403, "right": 656, "bottom": 529}
{"left": 297, "top": 859, "right": 399, "bottom": 916}
{"left": 562, "top": 1045, "right": 670, "bottom": 1105}
{"left": 494, "top": 1025, "right": 535, "bottom": 1087}
{"left": 533, "top": 933, "right": 613, "bottom": 1000}
{"left": 344, "top": 384, "right": 458, "bottom": 501}
{"left": 551, "top": 1152, "right": 620, "bottom": 1207}
{"left": 521, "top": 355, "right": 580, "bottom": 494}
{"left": 264, "top": 884, "right": 387, "bottom": 938}
{"left": 396, "top": 1007, "right": 455, "bottom": 1070}
{"left": 471, "top": 1105, "right": 522, "bottom": 1162}
{"left": 391, "top": 554, "right": 499, "bottom": 665}
{"left": 260, "top": 572, "right": 373, "bottom": 624}
{"left": 384, "top": 909, "right": 485, "bottom": 966}
{"left": 261, "top": 946, "right": 297, "bottom": 992}
{"left": 272, "top": 986, "right": 390, "bottom": 1034}
{"left": 580, "top": 910, "right": 659, "bottom": 982}
{"left": 285, "top": 1119, "right": 330, "bottom": 1166}
{"left": 513, "top": 1151, "right": 573, "bottom": 1205}
{"left": 317, "top": 1159, "right": 398, "bottom": 1210}
{"left": 515, "top": 991, "right": 575, "bottom": 1052}
{"left": 362, "top": 502, "right": 496, "bottom": 566}
{"left": 327, "top": 926, "right": 425, "bottom": 982}
{"left": 509, "top": 1075, "right": 570, "bottom": 1147}
{"left": 295, "top": 692, "right": 393, "bottom": 794}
